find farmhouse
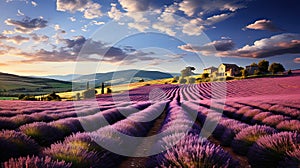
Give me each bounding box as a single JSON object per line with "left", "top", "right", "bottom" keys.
{"left": 203, "top": 66, "right": 218, "bottom": 74}
{"left": 217, "top": 63, "right": 240, "bottom": 77}
{"left": 246, "top": 64, "right": 259, "bottom": 75}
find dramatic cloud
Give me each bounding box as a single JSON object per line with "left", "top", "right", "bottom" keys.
{"left": 244, "top": 19, "right": 281, "bottom": 31}
{"left": 5, "top": 17, "right": 48, "bottom": 33}
{"left": 56, "top": 0, "right": 102, "bottom": 19}
{"left": 16, "top": 36, "right": 157, "bottom": 64}
{"left": 178, "top": 39, "right": 234, "bottom": 55}
{"left": 294, "top": 58, "right": 300, "bottom": 63}
{"left": 0, "top": 34, "right": 30, "bottom": 44}
{"left": 179, "top": 33, "right": 300, "bottom": 58}
{"left": 178, "top": 0, "right": 246, "bottom": 17}
{"left": 119, "top": 0, "right": 152, "bottom": 12}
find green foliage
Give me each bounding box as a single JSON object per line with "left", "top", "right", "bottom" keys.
{"left": 181, "top": 67, "right": 195, "bottom": 77}
{"left": 45, "top": 92, "right": 61, "bottom": 101}
{"left": 269, "top": 63, "right": 285, "bottom": 74}
{"left": 254, "top": 70, "right": 261, "bottom": 75}
{"left": 82, "top": 89, "right": 97, "bottom": 99}
{"left": 258, "top": 59, "right": 269, "bottom": 73}
{"left": 287, "top": 69, "right": 292, "bottom": 75}
{"left": 106, "top": 88, "right": 112, "bottom": 94}
{"left": 188, "top": 77, "right": 196, "bottom": 84}
{"left": 241, "top": 69, "right": 248, "bottom": 78}
{"left": 179, "top": 78, "right": 187, "bottom": 84}
{"left": 201, "top": 73, "right": 209, "bottom": 79}
{"left": 22, "top": 96, "right": 37, "bottom": 101}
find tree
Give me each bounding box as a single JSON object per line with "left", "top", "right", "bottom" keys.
{"left": 269, "top": 63, "right": 285, "bottom": 74}
{"left": 250, "top": 62, "right": 258, "bottom": 67}
{"left": 201, "top": 73, "right": 209, "bottom": 79}
{"left": 82, "top": 89, "right": 97, "bottom": 99}
{"left": 241, "top": 69, "right": 248, "bottom": 78}
{"left": 181, "top": 66, "right": 195, "bottom": 78}
{"left": 188, "top": 77, "right": 196, "bottom": 84}
{"left": 179, "top": 78, "right": 187, "bottom": 84}
{"left": 258, "top": 60, "right": 269, "bottom": 73}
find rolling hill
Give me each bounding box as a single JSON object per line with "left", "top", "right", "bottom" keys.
{"left": 71, "top": 69, "right": 175, "bottom": 86}
{"left": 0, "top": 72, "right": 73, "bottom": 96}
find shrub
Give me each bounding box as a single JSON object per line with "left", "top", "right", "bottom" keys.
{"left": 179, "top": 78, "right": 187, "bottom": 84}
{"left": 152, "top": 135, "right": 239, "bottom": 168}
{"left": 43, "top": 142, "right": 101, "bottom": 168}
{"left": 188, "top": 77, "right": 196, "bottom": 84}
{"left": 262, "top": 115, "right": 289, "bottom": 127}
{"left": 82, "top": 89, "right": 97, "bottom": 99}
{"left": 19, "top": 122, "right": 64, "bottom": 146}
{"left": 251, "top": 112, "right": 272, "bottom": 124}
{"left": 220, "top": 123, "right": 249, "bottom": 146}
{"left": 276, "top": 119, "right": 300, "bottom": 133}
{"left": 248, "top": 132, "right": 299, "bottom": 168}
{"left": 0, "top": 130, "right": 40, "bottom": 162}
{"left": 231, "top": 125, "right": 277, "bottom": 155}
{"left": 2, "top": 156, "right": 72, "bottom": 168}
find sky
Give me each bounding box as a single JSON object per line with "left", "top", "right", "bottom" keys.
{"left": 0, "top": 0, "right": 300, "bottom": 76}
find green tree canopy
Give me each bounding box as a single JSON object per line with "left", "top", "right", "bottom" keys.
{"left": 269, "top": 63, "right": 285, "bottom": 74}
{"left": 258, "top": 60, "right": 269, "bottom": 73}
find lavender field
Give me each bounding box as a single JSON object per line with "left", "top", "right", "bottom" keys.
{"left": 1, "top": 74, "right": 300, "bottom": 168}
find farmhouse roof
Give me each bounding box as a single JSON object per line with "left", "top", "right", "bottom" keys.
{"left": 203, "top": 66, "right": 217, "bottom": 70}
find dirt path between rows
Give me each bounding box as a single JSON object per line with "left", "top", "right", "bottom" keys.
{"left": 118, "top": 109, "right": 167, "bottom": 168}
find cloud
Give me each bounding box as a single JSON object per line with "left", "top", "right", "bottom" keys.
{"left": 119, "top": 0, "right": 152, "bottom": 12}
{"left": 0, "top": 63, "right": 8, "bottom": 66}
{"left": 5, "top": 17, "right": 48, "bottom": 33}
{"left": 244, "top": 19, "right": 281, "bottom": 31}
{"left": 31, "top": 1, "right": 37, "bottom": 7}
{"left": 294, "top": 58, "right": 300, "bottom": 63}
{"left": 178, "top": 39, "right": 234, "bottom": 55}
{"left": 30, "top": 33, "right": 49, "bottom": 43}
{"left": 206, "top": 13, "right": 233, "bottom": 25}
{"left": 179, "top": 33, "right": 300, "bottom": 58}
{"left": 0, "top": 34, "right": 30, "bottom": 44}
{"left": 56, "top": 0, "right": 102, "bottom": 19}
{"left": 108, "top": 3, "right": 123, "bottom": 21}
{"left": 91, "top": 20, "right": 105, "bottom": 25}
{"left": 69, "top": 17, "right": 76, "bottom": 22}
{"left": 2, "top": 30, "right": 15, "bottom": 35}
{"left": 17, "top": 9, "right": 25, "bottom": 16}
{"left": 16, "top": 36, "right": 157, "bottom": 64}
{"left": 178, "top": 0, "right": 246, "bottom": 17}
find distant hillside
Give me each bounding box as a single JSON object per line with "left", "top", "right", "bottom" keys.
{"left": 0, "top": 72, "right": 73, "bottom": 96}
{"left": 73, "top": 69, "right": 174, "bottom": 86}
{"left": 39, "top": 74, "right": 82, "bottom": 81}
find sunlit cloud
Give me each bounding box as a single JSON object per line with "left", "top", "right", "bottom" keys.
{"left": 5, "top": 17, "right": 48, "bottom": 33}
{"left": 244, "top": 19, "right": 281, "bottom": 31}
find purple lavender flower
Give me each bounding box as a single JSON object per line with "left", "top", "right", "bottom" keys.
{"left": 231, "top": 125, "right": 277, "bottom": 155}
{"left": 276, "top": 119, "right": 300, "bottom": 133}
{"left": 152, "top": 135, "right": 239, "bottom": 168}
{"left": 248, "top": 132, "right": 299, "bottom": 168}
{"left": 0, "top": 130, "right": 40, "bottom": 162}
{"left": 19, "top": 122, "right": 64, "bottom": 146}
{"left": 2, "top": 156, "right": 72, "bottom": 168}
{"left": 43, "top": 142, "right": 101, "bottom": 168}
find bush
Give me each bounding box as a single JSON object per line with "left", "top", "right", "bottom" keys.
{"left": 152, "top": 135, "right": 239, "bottom": 167}
{"left": 45, "top": 92, "right": 61, "bottom": 101}
{"left": 82, "top": 89, "right": 97, "bottom": 99}
{"left": 19, "top": 122, "right": 64, "bottom": 146}
{"left": 188, "top": 77, "right": 196, "bottom": 84}
{"left": 2, "top": 156, "right": 72, "bottom": 168}
{"left": 43, "top": 142, "right": 101, "bottom": 168}
{"left": 179, "top": 78, "right": 187, "bottom": 84}
{"left": 248, "top": 132, "right": 299, "bottom": 168}
{"left": 0, "top": 130, "right": 40, "bottom": 162}
{"left": 231, "top": 125, "right": 277, "bottom": 155}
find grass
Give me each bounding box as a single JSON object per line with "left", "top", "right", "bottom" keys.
{"left": 0, "top": 97, "right": 18, "bottom": 100}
